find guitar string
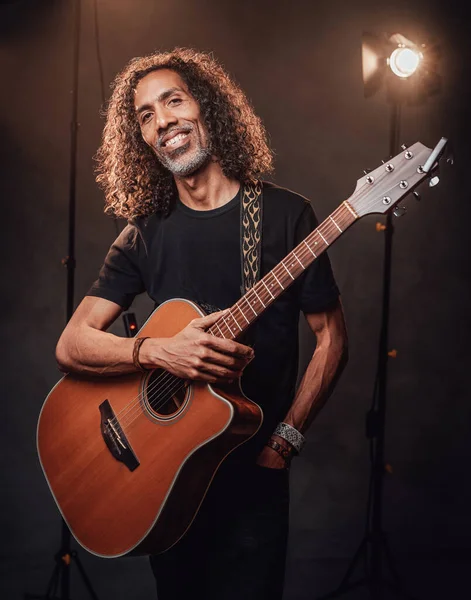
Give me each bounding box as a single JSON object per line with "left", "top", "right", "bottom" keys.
{"left": 113, "top": 205, "right": 356, "bottom": 432}
{"left": 111, "top": 166, "right": 415, "bottom": 432}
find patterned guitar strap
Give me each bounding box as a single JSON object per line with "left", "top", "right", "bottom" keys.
{"left": 199, "top": 180, "right": 262, "bottom": 348}
{"left": 239, "top": 179, "right": 263, "bottom": 346}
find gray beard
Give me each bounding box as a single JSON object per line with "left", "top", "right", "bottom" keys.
{"left": 158, "top": 142, "right": 212, "bottom": 177}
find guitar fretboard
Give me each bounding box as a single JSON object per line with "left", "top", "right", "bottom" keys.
{"left": 208, "top": 200, "right": 358, "bottom": 340}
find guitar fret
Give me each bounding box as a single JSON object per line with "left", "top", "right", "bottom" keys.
{"left": 271, "top": 271, "right": 285, "bottom": 289}
{"left": 343, "top": 200, "right": 358, "bottom": 218}
{"left": 292, "top": 251, "right": 305, "bottom": 269}
{"left": 303, "top": 240, "right": 317, "bottom": 258}
{"left": 214, "top": 322, "right": 225, "bottom": 337}
{"left": 318, "top": 230, "right": 329, "bottom": 245}
{"left": 229, "top": 313, "right": 243, "bottom": 332}
{"left": 235, "top": 303, "right": 250, "bottom": 324}
{"left": 330, "top": 215, "right": 342, "bottom": 232}
{"left": 281, "top": 262, "right": 295, "bottom": 280}
{"left": 220, "top": 314, "right": 235, "bottom": 335}
{"left": 253, "top": 287, "right": 266, "bottom": 308}
{"left": 261, "top": 280, "right": 275, "bottom": 300}
{"left": 243, "top": 295, "right": 258, "bottom": 317}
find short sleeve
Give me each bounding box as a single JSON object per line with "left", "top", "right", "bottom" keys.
{"left": 295, "top": 202, "right": 340, "bottom": 313}
{"left": 87, "top": 223, "right": 146, "bottom": 310}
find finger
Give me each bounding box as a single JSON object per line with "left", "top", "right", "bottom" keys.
{"left": 191, "top": 367, "right": 239, "bottom": 384}
{"left": 191, "top": 309, "right": 230, "bottom": 330}
{"left": 203, "top": 335, "right": 254, "bottom": 359}
{"left": 201, "top": 348, "right": 248, "bottom": 370}
{"left": 191, "top": 371, "right": 218, "bottom": 383}
{"left": 201, "top": 363, "right": 242, "bottom": 380}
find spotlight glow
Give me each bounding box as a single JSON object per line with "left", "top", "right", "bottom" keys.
{"left": 388, "top": 47, "right": 422, "bottom": 78}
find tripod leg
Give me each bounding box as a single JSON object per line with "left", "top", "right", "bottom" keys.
{"left": 384, "top": 579, "right": 421, "bottom": 600}
{"left": 382, "top": 535, "right": 402, "bottom": 587}
{"left": 71, "top": 552, "right": 100, "bottom": 600}
{"left": 45, "top": 560, "right": 61, "bottom": 599}
{"left": 337, "top": 538, "right": 368, "bottom": 589}
{"left": 314, "top": 538, "right": 369, "bottom": 599}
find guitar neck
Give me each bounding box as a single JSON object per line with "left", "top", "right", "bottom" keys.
{"left": 208, "top": 200, "right": 359, "bottom": 340}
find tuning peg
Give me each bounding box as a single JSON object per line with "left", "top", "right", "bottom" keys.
{"left": 413, "top": 191, "right": 421, "bottom": 201}
{"left": 429, "top": 175, "right": 440, "bottom": 187}
{"left": 363, "top": 168, "right": 371, "bottom": 174}
{"left": 393, "top": 206, "right": 406, "bottom": 217}
{"left": 401, "top": 144, "right": 408, "bottom": 150}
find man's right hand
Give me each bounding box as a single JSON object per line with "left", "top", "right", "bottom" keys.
{"left": 139, "top": 309, "right": 255, "bottom": 384}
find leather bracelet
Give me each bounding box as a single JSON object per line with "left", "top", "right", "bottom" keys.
{"left": 132, "top": 336, "right": 149, "bottom": 372}
{"left": 265, "top": 438, "right": 293, "bottom": 462}
{"left": 273, "top": 422, "right": 305, "bottom": 454}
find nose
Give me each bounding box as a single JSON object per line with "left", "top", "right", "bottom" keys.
{"left": 155, "top": 105, "right": 178, "bottom": 135}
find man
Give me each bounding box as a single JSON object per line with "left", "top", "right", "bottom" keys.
{"left": 56, "top": 48, "right": 348, "bottom": 600}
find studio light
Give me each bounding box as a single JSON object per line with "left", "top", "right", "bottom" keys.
{"left": 388, "top": 46, "right": 422, "bottom": 78}
{"left": 361, "top": 32, "right": 439, "bottom": 100}
{"left": 316, "top": 28, "right": 443, "bottom": 600}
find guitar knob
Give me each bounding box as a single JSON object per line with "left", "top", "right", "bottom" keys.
{"left": 429, "top": 175, "right": 440, "bottom": 187}
{"left": 393, "top": 206, "right": 406, "bottom": 217}
{"left": 413, "top": 191, "right": 421, "bottom": 201}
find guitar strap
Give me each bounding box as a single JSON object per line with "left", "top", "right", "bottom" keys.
{"left": 240, "top": 179, "right": 263, "bottom": 296}
{"left": 199, "top": 180, "right": 263, "bottom": 344}
{"left": 239, "top": 179, "right": 263, "bottom": 346}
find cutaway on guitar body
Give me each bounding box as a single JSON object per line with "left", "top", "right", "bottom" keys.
{"left": 37, "top": 299, "right": 263, "bottom": 557}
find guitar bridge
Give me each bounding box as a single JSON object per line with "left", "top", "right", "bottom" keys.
{"left": 99, "top": 400, "right": 140, "bottom": 472}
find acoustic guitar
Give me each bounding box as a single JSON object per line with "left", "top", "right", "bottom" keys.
{"left": 37, "top": 139, "right": 448, "bottom": 558}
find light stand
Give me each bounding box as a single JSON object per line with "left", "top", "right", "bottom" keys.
{"left": 316, "top": 32, "right": 440, "bottom": 600}
{"left": 26, "top": 1, "right": 99, "bottom": 598}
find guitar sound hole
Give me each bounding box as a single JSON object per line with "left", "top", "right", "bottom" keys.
{"left": 144, "top": 369, "right": 188, "bottom": 417}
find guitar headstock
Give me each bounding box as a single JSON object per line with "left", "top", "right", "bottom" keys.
{"left": 348, "top": 138, "right": 449, "bottom": 217}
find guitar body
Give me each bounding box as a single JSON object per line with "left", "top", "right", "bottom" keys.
{"left": 37, "top": 299, "right": 263, "bottom": 558}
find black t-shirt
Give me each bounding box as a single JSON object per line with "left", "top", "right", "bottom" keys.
{"left": 88, "top": 181, "right": 339, "bottom": 457}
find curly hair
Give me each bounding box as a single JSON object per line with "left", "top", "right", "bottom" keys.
{"left": 95, "top": 48, "right": 274, "bottom": 219}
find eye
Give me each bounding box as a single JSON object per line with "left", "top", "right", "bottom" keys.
{"left": 168, "top": 97, "right": 182, "bottom": 106}
{"left": 141, "top": 112, "right": 152, "bottom": 124}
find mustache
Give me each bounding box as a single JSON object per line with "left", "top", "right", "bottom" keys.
{"left": 157, "top": 125, "right": 193, "bottom": 148}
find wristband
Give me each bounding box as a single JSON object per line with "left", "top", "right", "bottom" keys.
{"left": 273, "top": 422, "right": 305, "bottom": 454}
{"left": 265, "top": 438, "right": 293, "bottom": 462}
{"left": 133, "top": 336, "right": 150, "bottom": 372}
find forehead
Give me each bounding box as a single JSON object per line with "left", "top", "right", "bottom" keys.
{"left": 134, "top": 69, "right": 189, "bottom": 107}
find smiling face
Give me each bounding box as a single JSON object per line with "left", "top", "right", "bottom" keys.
{"left": 134, "top": 69, "right": 211, "bottom": 177}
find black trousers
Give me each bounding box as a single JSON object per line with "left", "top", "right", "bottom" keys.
{"left": 149, "top": 460, "right": 290, "bottom": 600}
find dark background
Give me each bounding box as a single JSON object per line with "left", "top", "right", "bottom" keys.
{"left": 1, "top": 0, "right": 470, "bottom": 598}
